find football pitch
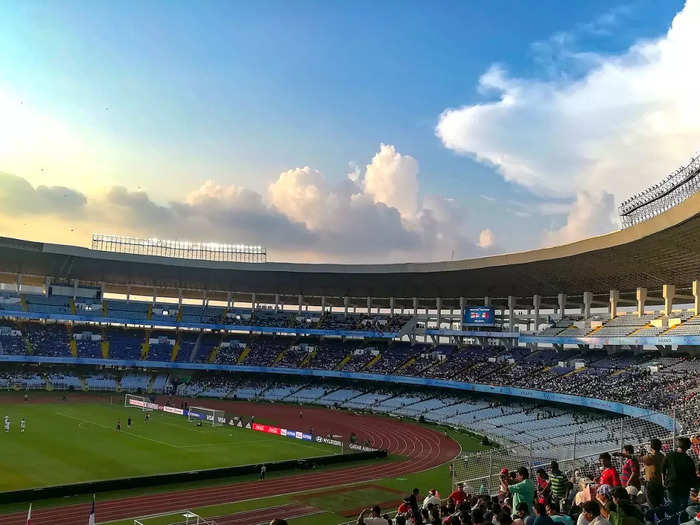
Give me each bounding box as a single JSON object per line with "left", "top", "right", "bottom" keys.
{"left": 0, "top": 400, "right": 338, "bottom": 491}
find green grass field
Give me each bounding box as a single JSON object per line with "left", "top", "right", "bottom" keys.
{"left": 0, "top": 400, "right": 337, "bottom": 491}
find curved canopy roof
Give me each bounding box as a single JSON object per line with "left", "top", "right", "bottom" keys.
{"left": 0, "top": 193, "right": 698, "bottom": 302}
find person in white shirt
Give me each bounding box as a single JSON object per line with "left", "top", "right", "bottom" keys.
{"left": 20, "top": 418, "right": 25, "bottom": 432}
{"left": 423, "top": 489, "right": 441, "bottom": 509}
{"left": 580, "top": 500, "right": 610, "bottom": 525}
{"left": 357, "top": 505, "right": 391, "bottom": 524}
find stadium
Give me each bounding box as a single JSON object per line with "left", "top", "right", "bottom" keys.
{"left": 0, "top": 157, "right": 697, "bottom": 525}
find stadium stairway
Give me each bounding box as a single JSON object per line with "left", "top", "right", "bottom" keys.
{"left": 273, "top": 346, "right": 287, "bottom": 364}
{"left": 69, "top": 298, "right": 76, "bottom": 315}
{"left": 560, "top": 367, "right": 586, "bottom": 378}
{"left": 147, "top": 375, "right": 156, "bottom": 394}
{"left": 207, "top": 334, "right": 223, "bottom": 363}
{"left": 66, "top": 324, "right": 78, "bottom": 357}
{"left": 236, "top": 346, "right": 251, "bottom": 364}
{"left": 19, "top": 295, "right": 27, "bottom": 312}
{"left": 176, "top": 306, "right": 183, "bottom": 322}
{"left": 101, "top": 327, "right": 109, "bottom": 358}
{"left": 397, "top": 355, "right": 416, "bottom": 372}
{"left": 140, "top": 330, "right": 151, "bottom": 360}
{"left": 102, "top": 300, "right": 107, "bottom": 316}
{"left": 170, "top": 336, "right": 181, "bottom": 362}
{"left": 79, "top": 376, "right": 87, "bottom": 391}
{"left": 335, "top": 350, "right": 354, "bottom": 370}
{"left": 299, "top": 348, "right": 315, "bottom": 367}
{"left": 146, "top": 304, "right": 153, "bottom": 320}
{"left": 363, "top": 353, "right": 381, "bottom": 370}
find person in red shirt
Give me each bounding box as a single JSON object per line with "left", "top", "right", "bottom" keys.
{"left": 597, "top": 452, "right": 621, "bottom": 487}
{"left": 449, "top": 482, "right": 468, "bottom": 506}
{"left": 397, "top": 497, "right": 411, "bottom": 515}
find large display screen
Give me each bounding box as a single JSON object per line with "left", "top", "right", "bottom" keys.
{"left": 464, "top": 306, "right": 495, "bottom": 326}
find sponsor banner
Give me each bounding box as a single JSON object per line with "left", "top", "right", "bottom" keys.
{"left": 348, "top": 443, "right": 378, "bottom": 452}
{"left": 251, "top": 423, "right": 281, "bottom": 435}
{"left": 315, "top": 436, "right": 343, "bottom": 447}
{"left": 253, "top": 423, "right": 320, "bottom": 444}
{"left": 163, "top": 406, "right": 184, "bottom": 416}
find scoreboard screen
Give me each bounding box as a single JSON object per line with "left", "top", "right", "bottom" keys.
{"left": 464, "top": 307, "right": 495, "bottom": 326}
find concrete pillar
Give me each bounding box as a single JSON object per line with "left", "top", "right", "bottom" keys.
{"left": 609, "top": 290, "right": 619, "bottom": 319}
{"left": 100, "top": 282, "right": 105, "bottom": 301}
{"left": 533, "top": 295, "right": 541, "bottom": 331}
{"left": 251, "top": 293, "right": 256, "bottom": 310}
{"left": 436, "top": 298, "right": 442, "bottom": 328}
{"left": 202, "top": 290, "right": 207, "bottom": 307}
{"left": 366, "top": 296, "right": 372, "bottom": 315}
{"left": 583, "top": 292, "right": 592, "bottom": 319}
{"left": 508, "top": 296, "right": 516, "bottom": 331}
{"left": 73, "top": 279, "right": 79, "bottom": 301}
{"left": 321, "top": 296, "right": 326, "bottom": 313}
{"left": 557, "top": 293, "right": 566, "bottom": 320}
{"left": 274, "top": 294, "right": 279, "bottom": 311}
{"left": 343, "top": 296, "right": 349, "bottom": 317}
{"left": 484, "top": 296, "right": 491, "bottom": 307}
{"left": 126, "top": 284, "right": 130, "bottom": 302}
{"left": 663, "top": 284, "right": 675, "bottom": 316}
{"left": 178, "top": 289, "right": 183, "bottom": 307}
{"left": 226, "top": 292, "right": 232, "bottom": 309}
{"left": 693, "top": 281, "right": 699, "bottom": 316}
{"left": 636, "top": 288, "right": 647, "bottom": 317}
{"left": 413, "top": 297, "right": 418, "bottom": 316}
{"left": 16, "top": 273, "right": 21, "bottom": 294}
{"left": 459, "top": 297, "right": 466, "bottom": 326}
{"left": 390, "top": 297, "right": 395, "bottom": 316}
{"left": 298, "top": 294, "right": 303, "bottom": 314}
{"left": 526, "top": 307, "right": 532, "bottom": 331}
{"left": 44, "top": 276, "right": 51, "bottom": 294}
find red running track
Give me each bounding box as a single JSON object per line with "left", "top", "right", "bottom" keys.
{"left": 0, "top": 400, "right": 460, "bottom": 525}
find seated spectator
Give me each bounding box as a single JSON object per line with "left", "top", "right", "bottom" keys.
{"left": 546, "top": 501, "right": 572, "bottom": 525}
{"left": 513, "top": 502, "right": 533, "bottom": 525}
{"left": 534, "top": 503, "right": 554, "bottom": 525}
{"left": 357, "top": 505, "right": 391, "bottom": 524}
{"left": 580, "top": 501, "right": 610, "bottom": 525}
{"left": 597, "top": 486, "right": 643, "bottom": 525}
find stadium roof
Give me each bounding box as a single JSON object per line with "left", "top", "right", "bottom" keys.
{"left": 0, "top": 193, "right": 698, "bottom": 305}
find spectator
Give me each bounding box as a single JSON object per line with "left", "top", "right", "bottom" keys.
{"left": 536, "top": 469, "right": 551, "bottom": 501}
{"left": 410, "top": 488, "right": 424, "bottom": 525}
{"left": 450, "top": 483, "right": 468, "bottom": 507}
{"left": 616, "top": 445, "right": 641, "bottom": 490}
{"left": 598, "top": 486, "right": 643, "bottom": 525}
{"left": 662, "top": 437, "right": 699, "bottom": 513}
{"left": 513, "top": 502, "right": 533, "bottom": 525}
{"left": 424, "top": 489, "right": 442, "bottom": 509}
{"left": 546, "top": 501, "right": 572, "bottom": 525}
{"left": 502, "top": 468, "right": 535, "bottom": 519}
{"left": 549, "top": 462, "right": 568, "bottom": 502}
{"left": 641, "top": 438, "right": 665, "bottom": 508}
{"left": 533, "top": 503, "right": 554, "bottom": 525}
{"left": 598, "top": 453, "right": 621, "bottom": 487}
{"left": 357, "top": 506, "right": 391, "bottom": 525}
{"left": 580, "top": 501, "right": 610, "bottom": 525}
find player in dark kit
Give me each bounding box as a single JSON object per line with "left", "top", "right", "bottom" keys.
{"left": 116, "top": 419, "right": 121, "bottom": 431}
{"left": 127, "top": 417, "right": 132, "bottom": 429}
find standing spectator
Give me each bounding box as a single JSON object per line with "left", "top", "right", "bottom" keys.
{"left": 536, "top": 469, "right": 551, "bottom": 502}
{"left": 641, "top": 439, "right": 665, "bottom": 508}
{"left": 409, "top": 488, "right": 424, "bottom": 525}
{"left": 549, "top": 461, "right": 568, "bottom": 502}
{"left": 662, "top": 437, "right": 698, "bottom": 513}
{"left": 598, "top": 453, "right": 621, "bottom": 487}
{"left": 617, "top": 445, "right": 641, "bottom": 490}
{"left": 449, "top": 482, "right": 468, "bottom": 507}
{"left": 502, "top": 468, "right": 535, "bottom": 519}
{"left": 259, "top": 464, "right": 266, "bottom": 480}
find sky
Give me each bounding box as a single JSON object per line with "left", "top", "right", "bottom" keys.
{"left": 0, "top": 0, "right": 697, "bottom": 263}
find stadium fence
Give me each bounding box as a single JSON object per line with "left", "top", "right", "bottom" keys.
{"left": 453, "top": 407, "right": 698, "bottom": 495}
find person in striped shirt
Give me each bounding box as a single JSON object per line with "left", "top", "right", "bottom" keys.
{"left": 548, "top": 461, "right": 569, "bottom": 501}
{"left": 616, "top": 445, "right": 641, "bottom": 489}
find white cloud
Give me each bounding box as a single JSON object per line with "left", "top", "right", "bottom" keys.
{"left": 436, "top": 0, "right": 700, "bottom": 245}
{"left": 478, "top": 228, "right": 494, "bottom": 248}
{"left": 362, "top": 143, "right": 419, "bottom": 218}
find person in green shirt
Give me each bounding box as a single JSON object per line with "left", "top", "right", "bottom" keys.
{"left": 501, "top": 467, "right": 535, "bottom": 518}
{"left": 597, "top": 486, "right": 643, "bottom": 525}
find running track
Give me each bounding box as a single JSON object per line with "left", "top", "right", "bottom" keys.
{"left": 0, "top": 400, "right": 460, "bottom": 525}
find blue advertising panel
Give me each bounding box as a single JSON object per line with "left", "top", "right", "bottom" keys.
{"left": 464, "top": 307, "right": 495, "bottom": 326}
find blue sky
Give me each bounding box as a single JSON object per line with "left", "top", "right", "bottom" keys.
{"left": 0, "top": 0, "right": 694, "bottom": 262}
